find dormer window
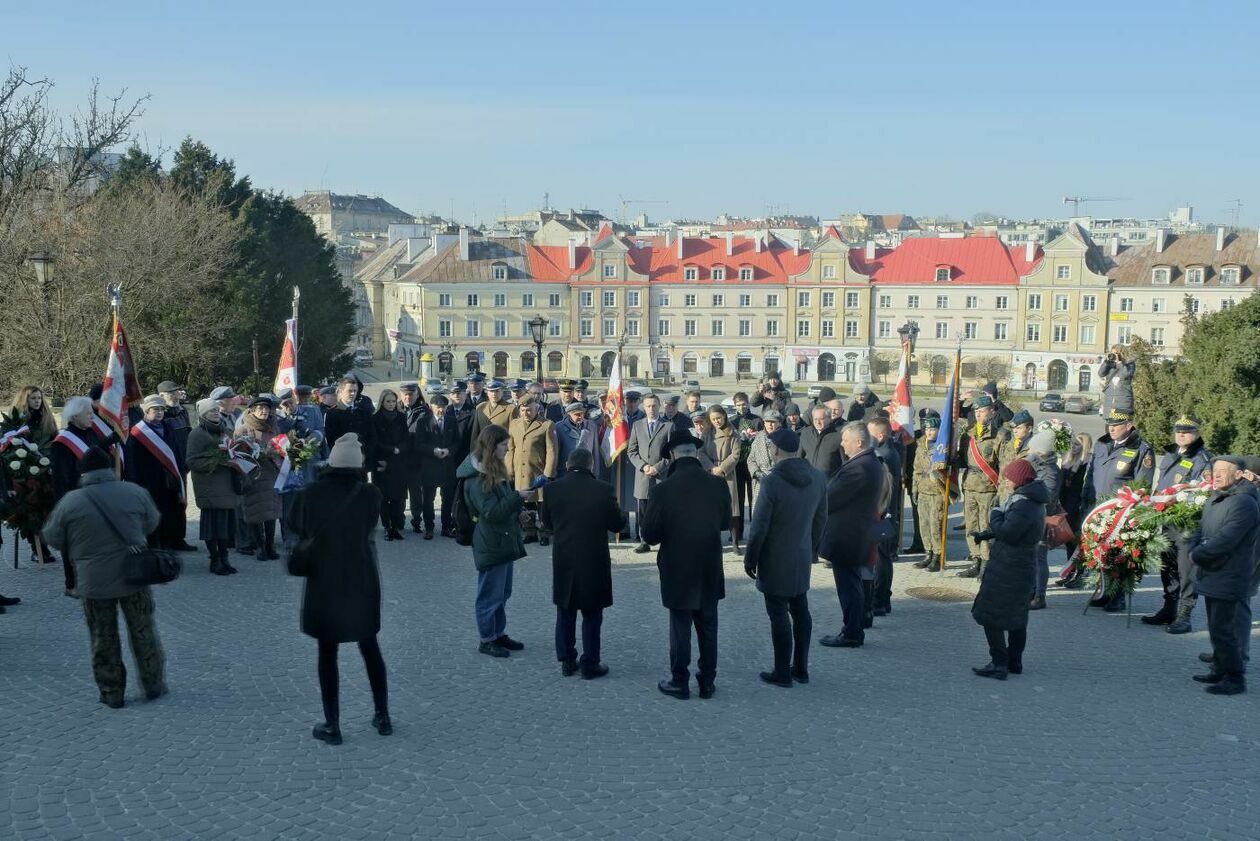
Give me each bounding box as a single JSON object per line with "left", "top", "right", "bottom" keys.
{"left": 712, "top": 267, "right": 726, "bottom": 281}
{"left": 738, "top": 266, "right": 754, "bottom": 281}
{"left": 1186, "top": 266, "right": 1204, "bottom": 285}
{"left": 603, "top": 263, "right": 617, "bottom": 279}
{"left": 934, "top": 266, "right": 951, "bottom": 282}
{"left": 1221, "top": 266, "right": 1240, "bottom": 285}
{"left": 683, "top": 266, "right": 699, "bottom": 282}
{"left": 822, "top": 264, "right": 837, "bottom": 279}
{"left": 492, "top": 263, "right": 508, "bottom": 281}
{"left": 1152, "top": 267, "right": 1170, "bottom": 284}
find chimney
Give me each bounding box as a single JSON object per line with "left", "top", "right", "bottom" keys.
{"left": 1156, "top": 228, "right": 1168, "bottom": 253}
{"left": 1216, "top": 225, "right": 1226, "bottom": 251}
{"left": 755, "top": 236, "right": 763, "bottom": 254}
{"left": 677, "top": 234, "right": 684, "bottom": 260}
{"left": 865, "top": 240, "right": 876, "bottom": 261}
{"left": 567, "top": 238, "right": 577, "bottom": 270}
{"left": 793, "top": 239, "right": 800, "bottom": 257}
{"left": 725, "top": 231, "right": 734, "bottom": 256}
{"left": 1110, "top": 235, "right": 1120, "bottom": 257}
{"left": 459, "top": 227, "right": 470, "bottom": 261}
{"left": 1024, "top": 239, "right": 1036, "bottom": 263}
{"left": 665, "top": 229, "right": 673, "bottom": 248}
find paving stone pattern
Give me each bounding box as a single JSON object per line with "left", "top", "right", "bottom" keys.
{"left": 1, "top": 504, "right": 1256, "bottom": 840}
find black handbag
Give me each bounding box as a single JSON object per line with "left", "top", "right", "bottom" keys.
{"left": 84, "top": 490, "right": 182, "bottom": 586}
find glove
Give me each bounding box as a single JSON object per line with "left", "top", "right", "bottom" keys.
{"left": 969, "top": 530, "right": 995, "bottom": 543}
{"left": 744, "top": 561, "right": 757, "bottom": 580}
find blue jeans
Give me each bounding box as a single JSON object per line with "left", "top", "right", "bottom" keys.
{"left": 475, "top": 563, "right": 514, "bottom": 643}
{"left": 1034, "top": 542, "right": 1049, "bottom": 599}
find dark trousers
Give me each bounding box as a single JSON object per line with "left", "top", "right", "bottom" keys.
{"left": 250, "top": 521, "right": 277, "bottom": 553}
{"left": 379, "top": 492, "right": 405, "bottom": 531}
{"left": 82, "top": 588, "right": 165, "bottom": 703}
{"left": 983, "top": 624, "right": 1027, "bottom": 669}
{"left": 317, "top": 635, "right": 388, "bottom": 727}
{"left": 406, "top": 470, "right": 426, "bottom": 530}
{"left": 735, "top": 462, "right": 753, "bottom": 521}
{"left": 669, "top": 603, "right": 718, "bottom": 685}
{"left": 636, "top": 498, "right": 649, "bottom": 542}
{"left": 874, "top": 540, "right": 894, "bottom": 611}
{"left": 421, "top": 479, "right": 455, "bottom": 532}
{"left": 236, "top": 505, "right": 255, "bottom": 550}
{"left": 763, "top": 593, "right": 811, "bottom": 678}
{"left": 831, "top": 564, "right": 865, "bottom": 642}
{"left": 1206, "top": 597, "right": 1245, "bottom": 678}
{"left": 555, "top": 606, "right": 603, "bottom": 670}
{"left": 907, "top": 492, "right": 924, "bottom": 550}
{"left": 62, "top": 549, "right": 76, "bottom": 591}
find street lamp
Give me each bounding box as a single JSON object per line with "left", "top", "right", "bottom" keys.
{"left": 897, "top": 319, "right": 921, "bottom": 383}
{"left": 528, "top": 315, "right": 548, "bottom": 383}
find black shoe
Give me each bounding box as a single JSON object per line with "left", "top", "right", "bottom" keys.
{"left": 1166, "top": 618, "right": 1193, "bottom": 634}
{"left": 1028, "top": 597, "right": 1046, "bottom": 610}
{"left": 1199, "top": 652, "right": 1216, "bottom": 664}
{"left": 495, "top": 635, "right": 524, "bottom": 651}
{"left": 819, "top": 634, "right": 862, "bottom": 648}
{"left": 211, "top": 558, "right": 231, "bottom": 576}
{"left": 634, "top": 543, "right": 652, "bottom": 554}
{"left": 223, "top": 560, "right": 238, "bottom": 575}
{"left": 862, "top": 614, "right": 874, "bottom": 629}
{"left": 424, "top": 531, "right": 434, "bottom": 541}
{"left": 791, "top": 669, "right": 810, "bottom": 684}
{"left": 390, "top": 530, "right": 405, "bottom": 541}
{"left": 173, "top": 541, "right": 198, "bottom": 552}
{"left": 904, "top": 543, "right": 926, "bottom": 554}
{"left": 383, "top": 532, "right": 395, "bottom": 542}
{"left": 238, "top": 547, "right": 256, "bottom": 556}
{"left": 99, "top": 695, "right": 125, "bottom": 709}
{"left": 412, "top": 524, "right": 424, "bottom": 534}
{"left": 145, "top": 684, "right": 168, "bottom": 701}
{"left": 523, "top": 534, "right": 538, "bottom": 544}
{"left": 971, "top": 662, "right": 1008, "bottom": 680}
{"left": 658, "top": 679, "right": 689, "bottom": 700}
{"left": 873, "top": 606, "right": 889, "bottom": 617}
{"left": 1061, "top": 574, "right": 1087, "bottom": 590}
{"left": 312, "top": 723, "right": 342, "bottom": 745}
{"left": 581, "top": 664, "right": 609, "bottom": 680}
{"left": 0, "top": 594, "right": 21, "bottom": 606}
{"left": 1193, "top": 671, "right": 1226, "bottom": 684}
{"left": 1206, "top": 678, "right": 1246, "bottom": 696}
{"left": 372, "top": 711, "right": 393, "bottom": 736}
{"left": 698, "top": 684, "right": 715, "bottom": 700}
{"left": 262, "top": 548, "right": 280, "bottom": 560}
{"left": 561, "top": 658, "right": 579, "bottom": 677}
{"left": 1008, "top": 663, "right": 1023, "bottom": 675}
{"left": 478, "top": 641, "right": 510, "bottom": 658}
{"left": 1140, "top": 603, "right": 1176, "bottom": 625}
{"left": 956, "top": 561, "right": 981, "bottom": 579}
{"left": 759, "top": 671, "right": 793, "bottom": 688}
{"left": 0, "top": 604, "right": 5, "bottom": 614}
{"left": 913, "top": 557, "right": 931, "bottom": 569}
{"left": 1088, "top": 593, "right": 1111, "bottom": 608}
{"left": 924, "top": 556, "right": 944, "bottom": 572}
{"left": 539, "top": 536, "right": 550, "bottom": 547}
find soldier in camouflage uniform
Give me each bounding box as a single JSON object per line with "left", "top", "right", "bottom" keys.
{"left": 911, "top": 415, "right": 947, "bottom": 572}
{"left": 955, "top": 393, "right": 1010, "bottom": 578}
{"left": 997, "top": 409, "right": 1035, "bottom": 502}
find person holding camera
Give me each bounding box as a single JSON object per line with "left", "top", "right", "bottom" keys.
{"left": 1098, "top": 344, "right": 1136, "bottom": 418}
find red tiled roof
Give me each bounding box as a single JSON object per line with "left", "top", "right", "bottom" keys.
{"left": 592, "top": 222, "right": 615, "bottom": 245}
{"left": 820, "top": 225, "right": 846, "bottom": 243}
{"left": 528, "top": 235, "right": 810, "bottom": 283}
{"left": 850, "top": 235, "right": 1041, "bottom": 284}
{"left": 528, "top": 244, "right": 594, "bottom": 281}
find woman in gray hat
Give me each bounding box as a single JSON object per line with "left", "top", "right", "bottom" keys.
{"left": 746, "top": 410, "right": 783, "bottom": 513}
{"left": 187, "top": 398, "right": 243, "bottom": 575}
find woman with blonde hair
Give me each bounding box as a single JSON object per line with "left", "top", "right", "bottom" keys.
{"left": 6, "top": 385, "right": 59, "bottom": 450}
{"left": 1054, "top": 432, "right": 1094, "bottom": 588}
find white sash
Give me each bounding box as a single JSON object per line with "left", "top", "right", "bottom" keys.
{"left": 54, "top": 428, "right": 91, "bottom": 459}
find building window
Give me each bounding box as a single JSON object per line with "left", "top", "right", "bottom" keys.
{"left": 739, "top": 319, "right": 751, "bottom": 337}
{"left": 936, "top": 295, "right": 949, "bottom": 309}
{"left": 603, "top": 290, "right": 616, "bottom": 308}
{"left": 439, "top": 319, "right": 452, "bottom": 338}
{"left": 520, "top": 319, "right": 531, "bottom": 338}
{"left": 1080, "top": 325, "right": 1095, "bottom": 345}
{"left": 684, "top": 267, "right": 699, "bottom": 281}
{"left": 711, "top": 320, "right": 724, "bottom": 337}
{"left": 684, "top": 319, "right": 697, "bottom": 336}
{"left": 1152, "top": 298, "right": 1166, "bottom": 314}
{"left": 439, "top": 293, "right": 452, "bottom": 307}
{"left": 797, "top": 320, "right": 811, "bottom": 338}
{"left": 712, "top": 294, "right": 725, "bottom": 307}
{"left": 1189, "top": 298, "right": 1201, "bottom": 315}
{"left": 935, "top": 322, "right": 949, "bottom": 339}
{"left": 767, "top": 294, "right": 780, "bottom": 307}
{"left": 494, "top": 293, "right": 506, "bottom": 307}
{"left": 966, "top": 295, "right": 978, "bottom": 309}
{"left": 684, "top": 294, "right": 697, "bottom": 307}
{"left": 1152, "top": 267, "right": 1170, "bottom": 284}
{"left": 712, "top": 267, "right": 726, "bottom": 281}
{"left": 580, "top": 319, "right": 593, "bottom": 337}
{"left": 766, "top": 320, "right": 780, "bottom": 337}
{"left": 739, "top": 267, "right": 754, "bottom": 281}
{"left": 822, "top": 291, "right": 836, "bottom": 309}
{"left": 627, "top": 291, "right": 640, "bottom": 307}
{"left": 580, "top": 290, "right": 593, "bottom": 307}
{"left": 821, "top": 320, "right": 835, "bottom": 338}
{"left": 935, "top": 267, "right": 950, "bottom": 282}
{"left": 658, "top": 319, "right": 671, "bottom": 336}
{"left": 1117, "top": 325, "right": 1132, "bottom": 344}
{"left": 466, "top": 320, "right": 480, "bottom": 338}
{"left": 1186, "top": 267, "right": 1204, "bottom": 285}
{"left": 994, "top": 323, "right": 1008, "bottom": 341}
{"left": 822, "top": 264, "right": 836, "bottom": 279}
{"left": 549, "top": 321, "right": 561, "bottom": 337}
{"left": 845, "top": 320, "right": 859, "bottom": 339}
{"left": 995, "top": 295, "right": 1009, "bottom": 310}
{"left": 626, "top": 319, "right": 640, "bottom": 337}
{"left": 604, "top": 319, "right": 617, "bottom": 337}
{"left": 1119, "top": 297, "right": 1134, "bottom": 313}
{"left": 1221, "top": 267, "right": 1240, "bottom": 285}
{"left": 658, "top": 294, "right": 670, "bottom": 307}
{"left": 522, "top": 293, "right": 534, "bottom": 307}
{"left": 908, "top": 294, "right": 920, "bottom": 309}
{"left": 1028, "top": 293, "right": 1042, "bottom": 310}
{"left": 797, "top": 291, "right": 811, "bottom": 307}
{"left": 1026, "top": 324, "right": 1041, "bottom": 342}
{"left": 845, "top": 291, "right": 859, "bottom": 309}
{"left": 467, "top": 293, "right": 480, "bottom": 307}
{"left": 1052, "top": 324, "right": 1068, "bottom": 343}
{"left": 603, "top": 263, "right": 617, "bottom": 278}
{"left": 1055, "top": 294, "right": 1069, "bottom": 311}
{"left": 1056, "top": 265, "right": 1071, "bottom": 280}
{"left": 549, "top": 293, "right": 561, "bottom": 307}
{"left": 1082, "top": 294, "right": 1096, "bottom": 312}
{"left": 879, "top": 294, "right": 892, "bottom": 308}
{"left": 963, "top": 321, "right": 978, "bottom": 339}
{"left": 1150, "top": 327, "right": 1165, "bottom": 346}
{"left": 878, "top": 320, "right": 891, "bottom": 338}
{"left": 494, "top": 320, "right": 507, "bottom": 338}
{"left": 1221, "top": 299, "right": 1237, "bottom": 311}
{"left": 739, "top": 294, "right": 751, "bottom": 307}
{"left": 492, "top": 265, "right": 508, "bottom": 281}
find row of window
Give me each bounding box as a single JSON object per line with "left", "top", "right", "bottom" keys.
{"left": 438, "top": 319, "right": 567, "bottom": 339}
{"left": 1152, "top": 266, "right": 1241, "bottom": 285}
{"left": 438, "top": 292, "right": 567, "bottom": 308}
{"left": 873, "top": 292, "right": 1100, "bottom": 312}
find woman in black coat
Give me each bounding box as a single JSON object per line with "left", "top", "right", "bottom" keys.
{"left": 287, "top": 432, "right": 390, "bottom": 745}
{"left": 371, "top": 389, "right": 410, "bottom": 541}
{"left": 970, "top": 458, "right": 1048, "bottom": 680}
{"left": 1054, "top": 432, "right": 1093, "bottom": 588}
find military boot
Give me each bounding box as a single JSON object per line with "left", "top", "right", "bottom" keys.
{"left": 1165, "top": 604, "right": 1193, "bottom": 634}
{"left": 956, "top": 558, "right": 981, "bottom": 578}
{"left": 1141, "top": 595, "right": 1176, "bottom": 625}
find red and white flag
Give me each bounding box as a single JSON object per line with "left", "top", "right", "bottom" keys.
{"left": 273, "top": 318, "right": 298, "bottom": 395}
{"left": 887, "top": 339, "right": 915, "bottom": 445}
{"left": 99, "top": 309, "right": 142, "bottom": 440}
{"left": 601, "top": 352, "right": 630, "bottom": 464}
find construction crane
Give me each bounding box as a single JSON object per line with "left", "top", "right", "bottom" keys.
{"left": 619, "top": 196, "right": 669, "bottom": 224}
{"left": 1062, "top": 196, "right": 1128, "bottom": 215}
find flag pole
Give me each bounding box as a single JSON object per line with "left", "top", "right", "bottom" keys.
{"left": 107, "top": 283, "right": 124, "bottom": 480}
{"left": 613, "top": 330, "right": 626, "bottom": 544}
{"left": 291, "top": 285, "right": 300, "bottom": 387}
{"left": 940, "top": 337, "right": 962, "bottom": 576}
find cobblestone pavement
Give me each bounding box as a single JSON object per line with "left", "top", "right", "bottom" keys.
{"left": 2, "top": 501, "right": 1256, "bottom": 841}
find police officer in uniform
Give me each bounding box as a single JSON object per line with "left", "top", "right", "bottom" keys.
{"left": 467, "top": 372, "right": 489, "bottom": 408}
{"left": 1144, "top": 415, "right": 1213, "bottom": 632}
{"left": 955, "top": 393, "right": 1010, "bottom": 578}
{"left": 1083, "top": 408, "right": 1155, "bottom": 612}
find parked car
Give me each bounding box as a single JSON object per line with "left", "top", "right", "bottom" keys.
{"left": 623, "top": 378, "right": 649, "bottom": 392}
{"left": 682, "top": 379, "right": 702, "bottom": 392}
{"left": 542, "top": 377, "right": 559, "bottom": 394}
{"left": 1064, "top": 395, "right": 1095, "bottom": 414}
{"left": 424, "top": 381, "right": 446, "bottom": 398}
{"left": 1039, "top": 392, "right": 1065, "bottom": 412}
{"left": 806, "top": 384, "right": 824, "bottom": 400}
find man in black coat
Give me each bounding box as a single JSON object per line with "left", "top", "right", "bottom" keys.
{"left": 324, "top": 377, "right": 376, "bottom": 453}
{"left": 415, "top": 395, "right": 463, "bottom": 538}
{"left": 800, "top": 406, "right": 843, "bottom": 477}
{"left": 744, "top": 428, "right": 827, "bottom": 687}
{"left": 540, "top": 448, "right": 626, "bottom": 680}
{"left": 642, "top": 436, "right": 731, "bottom": 700}
{"left": 868, "top": 416, "right": 904, "bottom": 617}
{"left": 1190, "top": 455, "right": 1260, "bottom": 696}
{"left": 399, "top": 383, "right": 430, "bottom": 534}
{"left": 818, "top": 421, "right": 887, "bottom": 648}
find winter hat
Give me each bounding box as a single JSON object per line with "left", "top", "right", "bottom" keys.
{"left": 141, "top": 394, "right": 165, "bottom": 412}
{"left": 761, "top": 410, "right": 783, "bottom": 423}
{"left": 195, "top": 398, "right": 218, "bottom": 418}
{"left": 767, "top": 427, "right": 800, "bottom": 454}
{"left": 79, "top": 446, "right": 113, "bottom": 473}
{"left": 1028, "top": 429, "right": 1057, "bottom": 456}
{"left": 983, "top": 381, "right": 999, "bottom": 398}
{"left": 816, "top": 386, "right": 837, "bottom": 404}
{"left": 1003, "top": 458, "right": 1036, "bottom": 488}
{"left": 327, "top": 433, "right": 364, "bottom": 469}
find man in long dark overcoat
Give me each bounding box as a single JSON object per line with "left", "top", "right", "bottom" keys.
{"left": 642, "top": 436, "right": 730, "bottom": 700}
{"left": 540, "top": 449, "right": 627, "bottom": 680}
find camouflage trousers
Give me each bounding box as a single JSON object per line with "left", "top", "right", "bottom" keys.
{"left": 963, "top": 489, "right": 997, "bottom": 567}
{"left": 82, "top": 588, "right": 166, "bottom": 704}
{"left": 917, "top": 492, "right": 945, "bottom": 558}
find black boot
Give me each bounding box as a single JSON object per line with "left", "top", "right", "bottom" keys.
{"left": 210, "top": 543, "right": 230, "bottom": 576}
{"left": 218, "top": 542, "right": 238, "bottom": 575}
{"left": 956, "top": 559, "right": 981, "bottom": 578}
{"left": 262, "top": 521, "right": 280, "bottom": 559}
{"left": 1141, "top": 595, "right": 1176, "bottom": 625}
{"left": 1166, "top": 604, "right": 1193, "bottom": 634}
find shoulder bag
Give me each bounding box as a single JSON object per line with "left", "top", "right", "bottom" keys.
{"left": 83, "top": 490, "right": 182, "bottom": 586}
{"left": 1044, "top": 507, "right": 1075, "bottom": 549}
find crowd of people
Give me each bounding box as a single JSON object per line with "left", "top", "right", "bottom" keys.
{"left": 3, "top": 356, "right": 1257, "bottom": 743}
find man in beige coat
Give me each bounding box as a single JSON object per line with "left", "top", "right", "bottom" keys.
{"left": 507, "top": 400, "right": 558, "bottom": 544}
{"left": 471, "top": 381, "right": 515, "bottom": 444}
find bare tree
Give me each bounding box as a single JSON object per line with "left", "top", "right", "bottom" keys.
{"left": 972, "top": 355, "right": 1011, "bottom": 387}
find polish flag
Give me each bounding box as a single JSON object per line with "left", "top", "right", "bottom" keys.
{"left": 99, "top": 310, "right": 142, "bottom": 439}
{"left": 273, "top": 318, "right": 298, "bottom": 395}
{"left": 887, "top": 340, "right": 915, "bottom": 444}
{"left": 601, "top": 352, "right": 630, "bottom": 464}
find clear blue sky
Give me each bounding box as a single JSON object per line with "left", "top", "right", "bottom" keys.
{"left": 9, "top": 0, "right": 1260, "bottom": 227}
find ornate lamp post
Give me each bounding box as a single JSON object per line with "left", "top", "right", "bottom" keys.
{"left": 528, "top": 315, "right": 548, "bottom": 383}
{"left": 897, "top": 319, "right": 920, "bottom": 383}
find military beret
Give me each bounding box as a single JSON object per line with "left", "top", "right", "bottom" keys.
{"left": 1011, "top": 409, "right": 1033, "bottom": 427}
{"left": 1173, "top": 415, "right": 1200, "bottom": 432}
{"left": 1105, "top": 409, "right": 1134, "bottom": 425}
{"left": 156, "top": 380, "right": 182, "bottom": 394}
{"left": 972, "top": 393, "right": 994, "bottom": 409}
{"left": 923, "top": 414, "right": 941, "bottom": 429}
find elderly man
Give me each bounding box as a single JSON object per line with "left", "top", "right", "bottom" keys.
{"left": 819, "top": 422, "right": 887, "bottom": 648}
{"left": 846, "top": 384, "right": 881, "bottom": 422}
{"left": 955, "top": 393, "right": 1010, "bottom": 579}
{"left": 555, "top": 401, "right": 602, "bottom": 470}
{"left": 1083, "top": 408, "right": 1155, "bottom": 612}
{"left": 51, "top": 396, "right": 115, "bottom": 597}
{"left": 643, "top": 435, "right": 731, "bottom": 700}
{"left": 744, "top": 427, "right": 827, "bottom": 687}
{"left": 800, "top": 406, "right": 843, "bottom": 478}
{"left": 1149, "top": 415, "right": 1214, "bottom": 632}
{"left": 1189, "top": 455, "right": 1260, "bottom": 696}
{"left": 662, "top": 395, "right": 691, "bottom": 435}
{"left": 867, "top": 416, "right": 904, "bottom": 616}
{"left": 506, "top": 399, "right": 558, "bottom": 544}
{"left": 417, "top": 395, "right": 464, "bottom": 538}
{"left": 628, "top": 394, "right": 673, "bottom": 553}
{"left": 470, "top": 381, "right": 514, "bottom": 442}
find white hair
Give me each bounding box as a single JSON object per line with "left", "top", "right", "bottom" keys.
{"left": 62, "top": 396, "right": 93, "bottom": 424}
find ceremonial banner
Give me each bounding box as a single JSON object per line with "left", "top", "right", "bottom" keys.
{"left": 929, "top": 346, "right": 962, "bottom": 471}
{"left": 888, "top": 340, "right": 915, "bottom": 444}
{"left": 601, "top": 352, "right": 630, "bottom": 464}
{"left": 274, "top": 318, "right": 298, "bottom": 395}
{"left": 99, "top": 309, "right": 142, "bottom": 439}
